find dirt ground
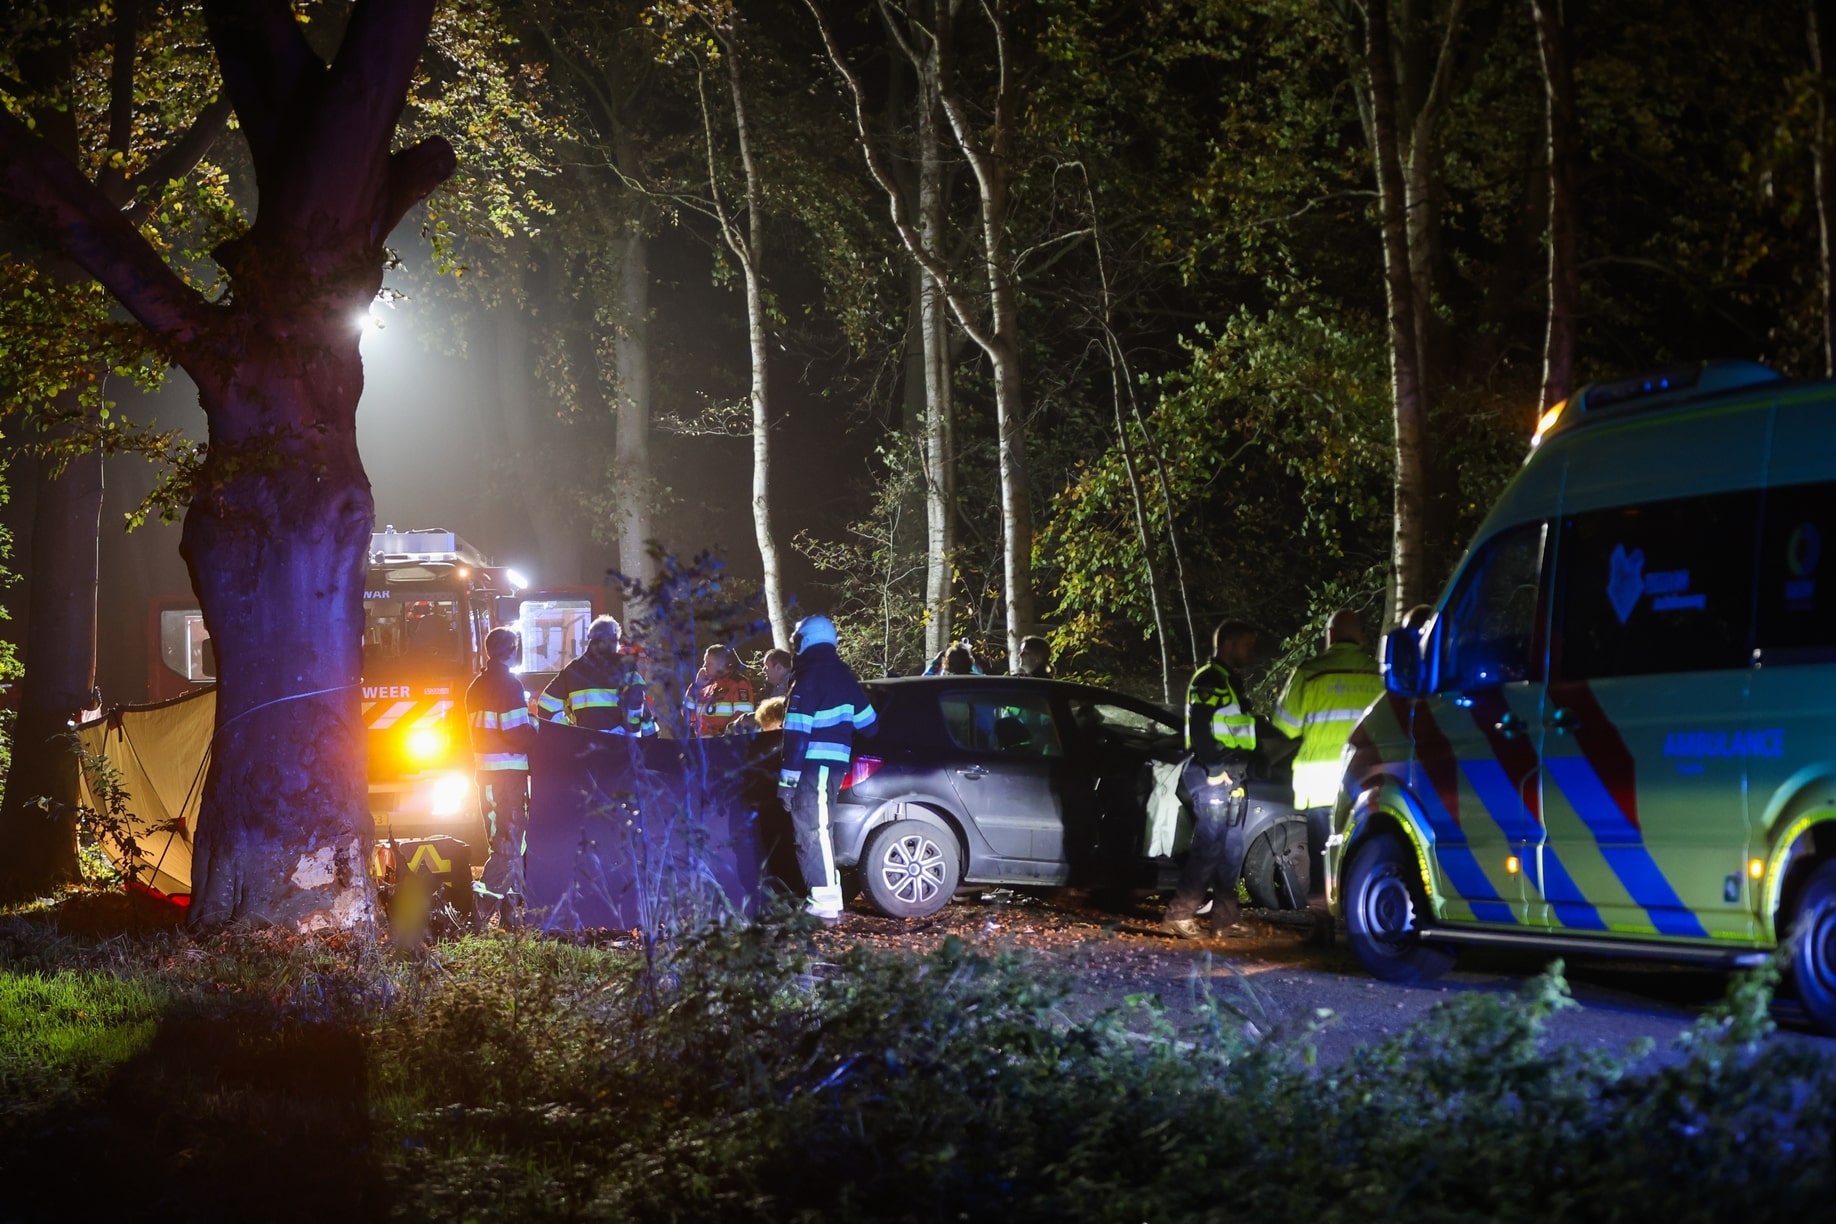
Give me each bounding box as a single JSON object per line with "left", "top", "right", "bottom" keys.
{"left": 813, "top": 887, "right": 1836, "bottom": 1065}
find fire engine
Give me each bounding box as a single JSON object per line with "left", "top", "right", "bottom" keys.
{"left": 148, "top": 526, "right": 601, "bottom": 845}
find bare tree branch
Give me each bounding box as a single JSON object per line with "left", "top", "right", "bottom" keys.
{"left": 200, "top": 0, "right": 316, "bottom": 171}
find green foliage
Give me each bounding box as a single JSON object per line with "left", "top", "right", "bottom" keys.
{"left": 1, "top": 908, "right": 1834, "bottom": 1219}
{"left": 0, "top": 969, "right": 161, "bottom": 1126}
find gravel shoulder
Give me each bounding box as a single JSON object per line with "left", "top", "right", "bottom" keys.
{"left": 814, "top": 888, "right": 1836, "bottom": 1065}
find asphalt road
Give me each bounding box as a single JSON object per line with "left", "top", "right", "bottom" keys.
{"left": 820, "top": 888, "right": 1836, "bottom": 1066}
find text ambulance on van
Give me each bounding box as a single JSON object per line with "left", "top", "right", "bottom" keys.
{"left": 1326, "top": 359, "right": 1836, "bottom": 1034}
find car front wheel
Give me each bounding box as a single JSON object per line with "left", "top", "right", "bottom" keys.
{"left": 1243, "top": 819, "right": 1311, "bottom": 910}
{"left": 1343, "top": 831, "right": 1456, "bottom": 984}
{"left": 1788, "top": 858, "right": 1836, "bottom": 1036}
{"left": 860, "top": 818, "right": 960, "bottom": 919}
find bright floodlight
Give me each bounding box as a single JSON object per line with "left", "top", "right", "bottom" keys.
{"left": 430, "top": 772, "right": 470, "bottom": 817}
{"left": 506, "top": 569, "right": 529, "bottom": 590}
{"left": 355, "top": 308, "right": 383, "bottom": 332}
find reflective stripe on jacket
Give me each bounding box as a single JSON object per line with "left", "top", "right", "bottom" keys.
{"left": 1272, "top": 641, "right": 1385, "bottom": 809}
{"left": 687, "top": 672, "right": 755, "bottom": 737}
{"left": 537, "top": 652, "right": 658, "bottom": 736}
{"left": 779, "top": 642, "right": 878, "bottom": 788}
{"left": 1187, "top": 659, "right": 1254, "bottom": 777}
{"left": 466, "top": 662, "right": 535, "bottom": 771}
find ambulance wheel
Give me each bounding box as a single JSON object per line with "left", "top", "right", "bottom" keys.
{"left": 1787, "top": 859, "right": 1836, "bottom": 1036}
{"left": 1344, "top": 832, "right": 1456, "bottom": 984}
{"left": 1244, "top": 819, "right": 1311, "bottom": 910}
{"left": 861, "top": 819, "right": 959, "bottom": 919}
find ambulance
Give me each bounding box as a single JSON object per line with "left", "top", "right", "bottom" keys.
{"left": 149, "top": 527, "right": 600, "bottom": 844}
{"left": 1326, "top": 360, "right": 1836, "bottom": 1033}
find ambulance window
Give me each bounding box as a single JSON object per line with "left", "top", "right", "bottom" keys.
{"left": 1438, "top": 522, "right": 1546, "bottom": 692}
{"left": 1554, "top": 491, "right": 1758, "bottom": 679}
{"left": 159, "top": 610, "right": 215, "bottom": 681}
{"left": 1757, "top": 481, "right": 1836, "bottom": 662}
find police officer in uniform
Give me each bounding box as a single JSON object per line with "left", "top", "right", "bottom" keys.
{"left": 536, "top": 615, "right": 658, "bottom": 736}
{"left": 1272, "top": 609, "right": 1385, "bottom": 890}
{"left": 467, "top": 627, "right": 537, "bottom": 928}
{"left": 1164, "top": 620, "right": 1260, "bottom": 938}
{"left": 777, "top": 615, "right": 878, "bottom": 924}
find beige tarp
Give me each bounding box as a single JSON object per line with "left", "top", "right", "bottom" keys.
{"left": 75, "top": 688, "right": 214, "bottom": 898}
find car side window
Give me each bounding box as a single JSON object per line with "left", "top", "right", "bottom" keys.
{"left": 1065, "top": 698, "right": 1182, "bottom": 751}
{"left": 941, "top": 693, "right": 1062, "bottom": 757}
{"left": 1554, "top": 491, "right": 1759, "bottom": 679}
{"left": 1757, "top": 480, "right": 1836, "bottom": 663}
{"left": 1437, "top": 521, "right": 1547, "bottom": 692}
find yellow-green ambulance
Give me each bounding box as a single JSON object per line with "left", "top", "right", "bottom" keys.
{"left": 1326, "top": 360, "right": 1836, "bottom": 1033}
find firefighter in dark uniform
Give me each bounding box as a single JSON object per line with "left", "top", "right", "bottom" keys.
{"left": 778, "top": 615, "right": 878, "bottom": 923}
{"left": 1164, "top": 620, "right": 1260, "bottom": 938}
{"left": 467, "top": 627, "right": 537, "bottom": 928}
{"left": 535, "top": 615, "right": 659, "bottom": 736}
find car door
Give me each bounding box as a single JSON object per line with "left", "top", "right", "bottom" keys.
{"left": 1417, "top": 520, "right": 1551, "bottom": 927}
{"left": 939, "top": 687, "right": 1066, "bottom": 862}
{"left": 1541, "top": 490, "right": 1759, "bottom": 939}
{"left": 1058, "top": 693, "right": 1184, "bottom": 875}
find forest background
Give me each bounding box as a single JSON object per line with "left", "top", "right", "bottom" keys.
{"left": 2, "top": 0, "right": 1831, "bottom": 744}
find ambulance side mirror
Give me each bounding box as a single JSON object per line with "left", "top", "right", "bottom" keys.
{"left": 495, "top": 596, "right": 523, "bottom": 625}
{"left": 1382, "top": 626, "right": 1425, "bottom": 697}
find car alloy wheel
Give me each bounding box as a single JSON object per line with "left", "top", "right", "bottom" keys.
{"left": 860, "top": 817, "right": 962, "bottom": 919}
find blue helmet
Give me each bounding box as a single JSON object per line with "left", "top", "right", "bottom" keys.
{"left": 793, "top": 614, "right": 837, "bottom": 653}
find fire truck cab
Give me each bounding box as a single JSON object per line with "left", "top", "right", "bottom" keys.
{"left": 150, "top": 526, "right": 600, "bottom": 846}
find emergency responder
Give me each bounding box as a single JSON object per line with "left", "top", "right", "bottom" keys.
{"left": 924, "top": 639, "right": 983, "bottom": 675}
{"left": 1164, "top": 620, "right": 1260, "bottom": 939}
{"left": 535, "top": 615, "right": 659, "bottom": 736}
{"left": 760, "top": 648, "right": 793, "bottom": 701}
{"left": 778, "top": 615, "right": 879, "bottom": 924}
{"left": 467, "top": 627, "right": 537, "bottom": 928}
{"left": 1272, "top": 609, "right": 1385, "bottom": 890}
{"left": 1015, "top": 635, "right": 1053, "bottom": 677}
{"left": 686, "top": 644, "right": 755, "bottom": 736}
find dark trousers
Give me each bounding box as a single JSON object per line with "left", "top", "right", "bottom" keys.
{"left": 1168, "top": 766, "right": 1249, "bottom": 921}
{"left": 475, "top": 770, "right": 531, "bottom": 920}
{"left": 788, "top": 765, "right": 844, "bottom": 916}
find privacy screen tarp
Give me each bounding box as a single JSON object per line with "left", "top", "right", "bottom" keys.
{"left": 75, "top": 687, "right": 215, "bottom": 899}
{"left": 523, "top": 726, "right": 795, "bottom": 931}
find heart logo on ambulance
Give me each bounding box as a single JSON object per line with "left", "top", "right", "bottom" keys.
{"left": 1606, "top": 544, "right": 1645, "bottom": 625}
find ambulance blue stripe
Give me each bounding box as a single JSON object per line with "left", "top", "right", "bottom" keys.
{"left": 1435, "top": 845, "right": 1513, "bottom": 920}
{"left": 1459, "top": 758, "right": 1540, "bottom": 842}
{"left": 1539, "top": 850, "right": 1607, "bottom": 931}
{"left": 1544, "top": 757, "right": 1706, "bottom": 939}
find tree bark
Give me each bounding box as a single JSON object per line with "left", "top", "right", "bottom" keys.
{"left": 708, "top": 43, "right": 791, "bottom": 650}
{"left": 916, "top": 69, "right": 955, "bottom": 662}
{"left": 1364, "top": 0, "right": 1432, "bottom": 619}
{"left": 0, "top": 0, "right": 454, "bottom": 928}
{"left": 1533, "top": 0, "right": 1580, "bottom": 411}
{"left": 1811, "top": 0, "right": 1836, "bottom": 375}
{"left": 612, "top": 228, "right": 656, "bottom": 591}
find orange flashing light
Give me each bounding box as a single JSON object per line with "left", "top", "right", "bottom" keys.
{"left": 1531, "top": 398, "right": 1568, "bottom": 448}
{"left": 405, "top": 727, "right": 448, "bottom": 765}
{"left": 1748, "top": 858, "right": 1765, "bottom": 880}
{"left": 1505, "top": 855, "right": 1521, "bottom": 875}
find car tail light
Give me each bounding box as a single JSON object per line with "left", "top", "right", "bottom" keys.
{"left": 841, "top": 756, "right": 884, "bottom": 791}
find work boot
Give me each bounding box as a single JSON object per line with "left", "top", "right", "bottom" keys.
{"left": 1209, "top": 895, "right": 1243, "bottom": 934}
{"left": 1162, "top": 915, "right": 1205, "bottom": 940}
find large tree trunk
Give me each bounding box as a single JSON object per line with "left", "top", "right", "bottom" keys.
{"left": 0, "top": 421, "right": 101, "bottom": 897}
{"left": 916, "top": 75, "right": 954, "bottom": 662}
{"left": 1533, "top": 0, "right": 1581, "bottom": 411}
{"left": 1811, "top": 0, "right": 1836, "bottom": 375}
{"left": 182, "top": 333, "right": 378, "bottom": 930}
{"left": 1365, "top": 0, "right": 1432, "bottom": 619}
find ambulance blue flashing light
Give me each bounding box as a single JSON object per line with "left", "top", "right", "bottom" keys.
{"left": 1530, "top": 359, "right": 1782, "bottom": 450}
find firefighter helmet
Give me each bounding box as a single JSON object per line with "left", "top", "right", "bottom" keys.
{"left": 793, "top": 614, "right": 837, "bottom": 653}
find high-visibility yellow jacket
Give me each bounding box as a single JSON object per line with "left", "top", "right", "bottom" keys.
{"left": 1187, "top": 659, "right": 1256, "bottom": 779}
{"left": 1273, "top": 641, "right": 1385, "bottom": 809}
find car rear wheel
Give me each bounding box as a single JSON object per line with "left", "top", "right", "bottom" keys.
{"left": 1787, "top": 858, "right": 1836, "bottom": 1036}
{"left": 1243, "top": 819, "right": 1311, "bottom": 910}
{"left": 1344, "top": 831, "right": 1456, "bottom": 984}
{"left": 860, "top": 819, "right": 960, "bottom": 919}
